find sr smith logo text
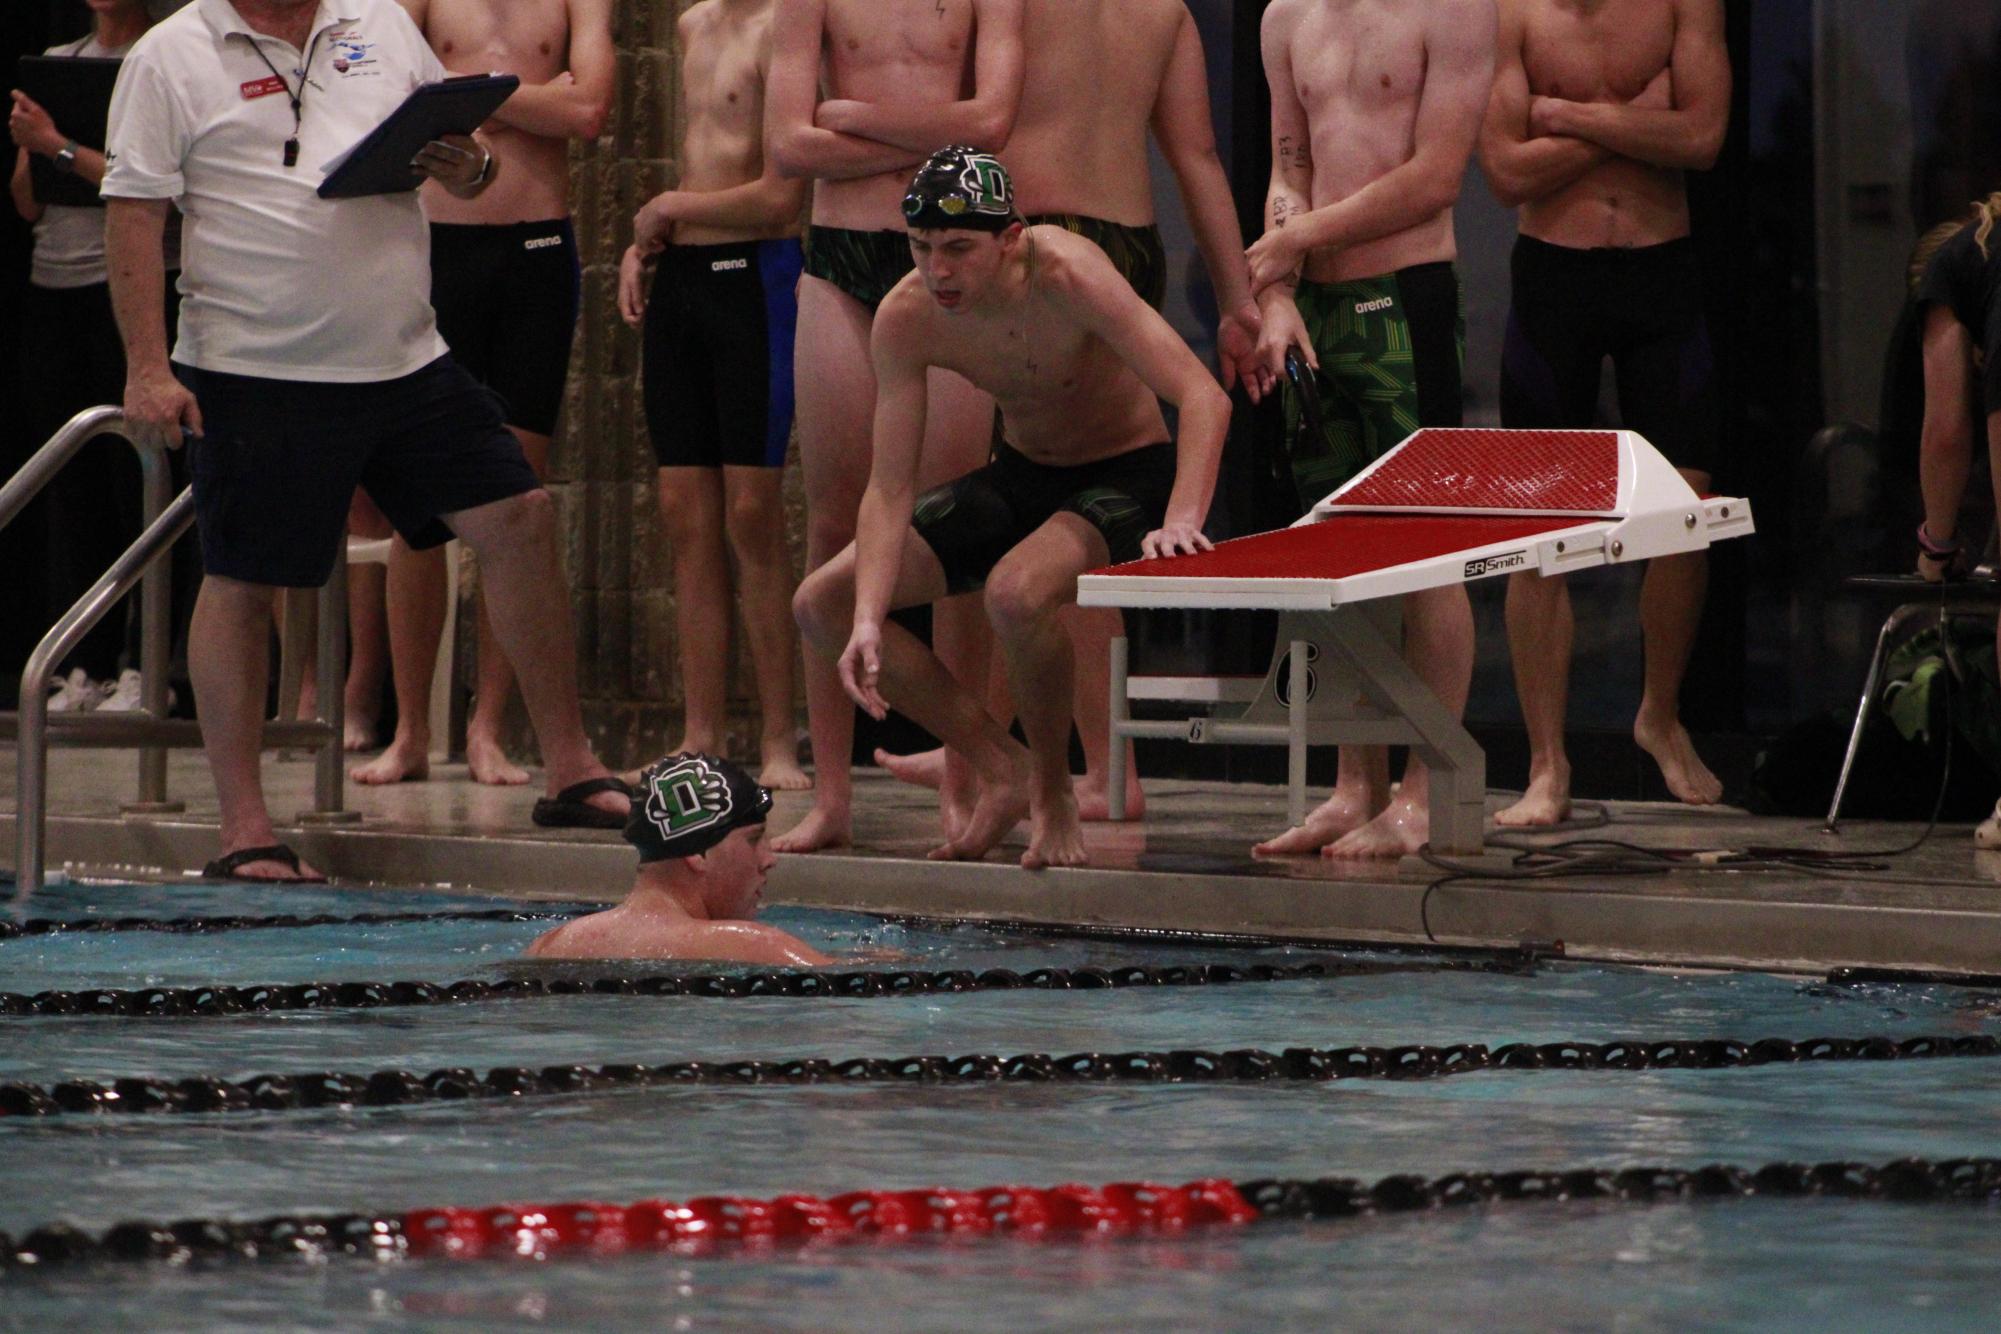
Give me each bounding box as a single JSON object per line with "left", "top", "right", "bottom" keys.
{"left": 1464, "top": 551, "right": 1528, "bottom": 578}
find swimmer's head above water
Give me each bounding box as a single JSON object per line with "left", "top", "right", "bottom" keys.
{"left": 903, "top": 145, "right": 1026, "bottom": 313}
{"left": 624, "top": 752, "right": 776, "bottom": 915}
{"left": 523, "top": 753, "right": 827, "bottom": 964}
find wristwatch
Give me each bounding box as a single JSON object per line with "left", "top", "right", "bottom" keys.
{"left": 52, "top": 140, "right": 79, "bottom": 174}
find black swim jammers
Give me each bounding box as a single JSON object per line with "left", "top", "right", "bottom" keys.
{"left": 1500, "top": 235, "right": 1719, "bottom": 476}
{"left": 912, "top": 441, "right": 1178, "bottom": 595}
{"left": 428, "top": 219, "right": 581, "bottom": 439}
{"left": 643, "top": 239, "right": 803, "bottom": 469}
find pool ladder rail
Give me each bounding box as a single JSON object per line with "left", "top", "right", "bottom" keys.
{"left": 0, "top": 406, "right": 353, "bottom": 895}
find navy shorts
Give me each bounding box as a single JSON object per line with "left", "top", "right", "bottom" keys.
{"left": 429, "top": 219, "right": 581, "bottom": 438}
{"left": 178, "top": 355, "right": 542, "bottom": 588}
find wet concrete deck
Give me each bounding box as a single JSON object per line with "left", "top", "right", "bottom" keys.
{"left": 4, "top": 747, "right": 1998, "bottom": 975}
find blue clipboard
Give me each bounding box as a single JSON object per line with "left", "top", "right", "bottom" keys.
{"left": 316, "top": 73, "right": 519, "bottom": 199}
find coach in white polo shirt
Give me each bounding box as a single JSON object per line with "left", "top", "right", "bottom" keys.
{"left": 101, "top": 0, "right": 632, "bottom": 884}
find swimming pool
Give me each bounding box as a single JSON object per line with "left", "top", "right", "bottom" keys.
{"left": 4, "top": 880, "right": 1999, "bottom": 1329}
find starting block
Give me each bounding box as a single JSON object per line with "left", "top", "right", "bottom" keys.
{"left": 1076, "top": 428, "right": 1755, "bottom": 854}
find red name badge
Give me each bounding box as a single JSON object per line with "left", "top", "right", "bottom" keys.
{"left": 241, "top": 75, "right": 286, "bottom": 100}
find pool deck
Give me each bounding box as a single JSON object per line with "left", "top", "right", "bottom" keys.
{"left": 4, "top": 747, "right": 1999, "bottom": 976}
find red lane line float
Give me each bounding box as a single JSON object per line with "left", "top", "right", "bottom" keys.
{"left": 400, "top": 1179, "right": 1259, "bottom": 1259}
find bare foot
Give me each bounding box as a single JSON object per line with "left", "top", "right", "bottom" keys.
{"left": 929, "top": 751, "right": 1030, "bottom": 861}
{"left": 1074, "top": 770, "right": 1145, "bottom": 823}
{"left": 939, "top": 751, "right": 978, "bottom": 845}
{"left": 1634, "top": 712, "right": 1724, "bottom": 805}
{"left": 350, "top": 734, "right": 429, "bottom": 785}
{"left": 873, "top": 746, "right": 945, "bottom": 790}
{"left": 1494, "top": 768, "right": 1572, "bottom": 827}
{"left": 1253, "top": 786, "right": 1381, "bottom": 856}
{"left": 465, "top": 731, "right": 531, "bottom": 786}
{"left": 342, "top": 711, "right": 379, "bottom": 753}
{"left": 1022, "top": 787, "right": 1089, "bottom": 869}
{"left": 758, "top": 753, "right": 814, "bottom": 791}
{"left": 772, "top": 805, "right": 851, "bottom": 853}
{"left": 1323, "top": 793, "right": 1429, "bottom": 859}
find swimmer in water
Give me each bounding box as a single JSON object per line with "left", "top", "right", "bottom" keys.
{"left": 525, "top": 753, "right": 833, "bottom": 964}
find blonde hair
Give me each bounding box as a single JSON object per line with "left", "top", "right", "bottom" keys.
{"left": 1975, "top": 191, "right": 2001, "bottom": 260}
{"left": 1907, "top": 193, "right": 2001, "bottom": 294}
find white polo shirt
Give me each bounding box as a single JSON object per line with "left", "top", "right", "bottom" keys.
{"left": 102, "top": 0, "right": 449, "bottom": 383}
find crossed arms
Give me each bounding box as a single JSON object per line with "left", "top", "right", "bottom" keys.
{"left": 767, "top": 0, "right": 1025, "bottom": 181}
{"left": 1478, "top": 0, "right": 1728, "bottom": 208}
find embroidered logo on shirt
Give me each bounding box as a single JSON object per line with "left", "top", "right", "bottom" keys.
{"left": 241, "top": 75, "right": 287, "bottom": 100}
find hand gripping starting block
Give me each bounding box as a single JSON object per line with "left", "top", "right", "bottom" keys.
{"left": 1076, "top": 428, "right": 1756, "bottom": 854}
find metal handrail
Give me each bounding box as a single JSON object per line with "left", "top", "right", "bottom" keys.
{"left": 4, "top": 408, "right": 348, "bottom": 894}
{"left": 1, "top": 408, "right": 175, "bottom": 802}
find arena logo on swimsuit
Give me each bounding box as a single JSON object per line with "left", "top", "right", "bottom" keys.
{"left": 1464, "top": 551, "right": 1528, "bottom": 579}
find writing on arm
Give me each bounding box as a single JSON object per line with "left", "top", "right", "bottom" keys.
{"left": 1477, "top": 0, "right": 1607, "bottom": 207}
{"left": 817, "top": 0, "right": 1025, "bottom": 154}
{"left": 1283, "top": 0, "right": 1496, "bottom": 255}
{"left": 1542, "top": 0, "right": 1728, "bottom": 171}
{"left": 1259, "top": 3, "right": 1312, "bottom": 269}
{"left": 766, "top": 0, "right": 927, "bottom": 180}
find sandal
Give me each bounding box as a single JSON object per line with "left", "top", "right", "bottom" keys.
{"left": 531, "top": 776, "right": 634, "bottom": 830}
{"left": 200, "top": 843, "right": 327, "bottom": 884}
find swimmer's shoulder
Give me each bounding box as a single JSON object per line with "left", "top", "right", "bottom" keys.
{"left": 1027, "top": 225, "right": 1134, "bottom": 308}
{"left": 873, "top": 274, "right": 940, "bottom": 343}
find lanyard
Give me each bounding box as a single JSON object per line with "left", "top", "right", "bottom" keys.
{"left": 244, "top": 29, "right": 323, "bottom": 168}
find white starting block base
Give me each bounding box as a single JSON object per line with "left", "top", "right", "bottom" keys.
{"left": 1107, "top": 604, "right": 1486, "bottom": 854}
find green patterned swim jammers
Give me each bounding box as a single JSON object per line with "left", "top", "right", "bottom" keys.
{"left": 1281, "top": 261, "right": 1465, "bottom": 516}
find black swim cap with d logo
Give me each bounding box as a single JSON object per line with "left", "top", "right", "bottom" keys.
{"left": 624, "top": 753, "right": 773, "bottom": 863}
{"left": 902, "top": 145, "right": 1017, "bottom": 232}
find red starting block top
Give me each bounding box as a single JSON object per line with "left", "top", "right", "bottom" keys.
{"left": 1077, "top": 427, "right": 1753, "bottom": 612}
{"left": 1096, "top": 514, "right": 1583, "bottom": 584}
{"left": 1323, "top": 427, "right": 1623, "bottom": 517}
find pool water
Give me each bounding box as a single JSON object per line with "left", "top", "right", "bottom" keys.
{"left": 3, "top": 881, "right": 2000, "bottom": 1330}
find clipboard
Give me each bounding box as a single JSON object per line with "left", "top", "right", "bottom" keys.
{"left": 15, "top": 55, "right": 122, "bottom": 208}
{"left": 316, "top": 73, "right": 519, "bottom": 199}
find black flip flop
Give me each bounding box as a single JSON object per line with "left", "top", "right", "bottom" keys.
{"left": 531, "top": 776, "right": 634, "bottom": 830}
{"left": 200, "top": 843, "right": 327, "bottom": 884}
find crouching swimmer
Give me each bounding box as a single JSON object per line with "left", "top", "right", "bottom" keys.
{"left": 526, "top": 754, "right": 832, "bottom": 965}
{"left": 793, "top": 147, "right": 1230, "bottom": 869}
